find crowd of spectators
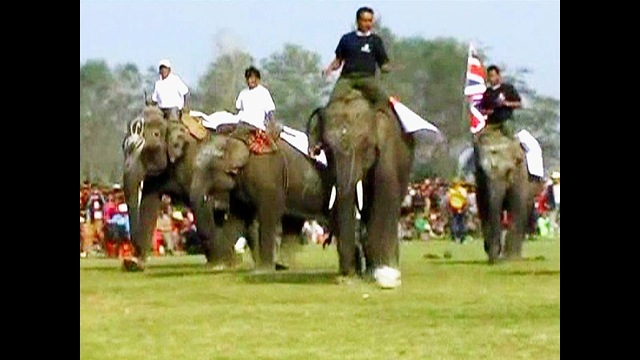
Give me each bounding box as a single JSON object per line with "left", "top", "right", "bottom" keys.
{"left": 80, "top": 172, "right": 559, "bottom": 258}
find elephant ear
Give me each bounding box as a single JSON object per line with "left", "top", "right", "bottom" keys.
{"left": 223, "top": 137, "right": 251, "bottom": 169}
{"left": 167, "top": 124, "right": 191, "bottom": 163}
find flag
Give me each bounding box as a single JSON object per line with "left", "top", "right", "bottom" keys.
{"left": 464, "top": 44, "right": 487, "bottom": 134}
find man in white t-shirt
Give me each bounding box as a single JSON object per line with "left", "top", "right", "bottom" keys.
{"left": 235, "top": 66, "right": 277, "bottom": 130}
{"left": 150, "top": 59, "right": 190, "bottom": 121}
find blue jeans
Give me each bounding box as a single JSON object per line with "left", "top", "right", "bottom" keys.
{"left": 450, "top": 213, "right": 467, "bottom": 241}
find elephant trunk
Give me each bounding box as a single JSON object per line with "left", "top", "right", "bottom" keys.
{"left": 333, "top": 153, "right": 363, "bottom": 276}
{"left": 190, "top": 184, "right": 215, "bottom": 258}
{"left": 123, "top": 159, "right": 144, "bottom": 258}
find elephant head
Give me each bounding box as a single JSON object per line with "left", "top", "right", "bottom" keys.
{"left": 474, "top": 132, "right": 525, "bottom": 183}
{"left": 190, "top": 134, "right": 250, "bottom": 198}
{"left": 187, "top": 133, "right": 250, "bottom": 264}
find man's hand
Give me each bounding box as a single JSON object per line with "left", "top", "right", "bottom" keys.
{"left": 308, "top": 143, "right": 323, "bottom": 158}
{"left": 323, "top": 57, "right": 342, "bottom": 79}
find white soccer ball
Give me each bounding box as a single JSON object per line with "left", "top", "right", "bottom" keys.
{"left": 373, "top": 266, "right": 402, "bottom": 289}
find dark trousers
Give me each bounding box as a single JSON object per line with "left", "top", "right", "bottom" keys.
{"left": 450, "top": 213, "right": 467, "bottom": 241}
{"left": 328, "top": 75, "right": 389, "bottom": 106}
{"left": 160, "top": 107, "right": 182, "bottom": 121}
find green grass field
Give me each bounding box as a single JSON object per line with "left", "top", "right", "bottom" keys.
{"left": 80, "top": 237, "right": 560, "bottom": 360}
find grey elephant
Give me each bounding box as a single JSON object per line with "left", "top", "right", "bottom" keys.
{"left": 473, "top": 128, "right": 538, "bottom": 263}
{"left": 121, "top": 107, "right": 233, "bottom": 271}
{"left": 180, "top": 127, "right": 335, "bottom": 271}
{"left": 307, "top": 82, "right": 415, "bottom": 280}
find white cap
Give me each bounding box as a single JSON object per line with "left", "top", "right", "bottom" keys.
{"left": 158, "top": 59, "right": 172, "bottom": 68}
{"left": 171, "top": 211, "right": 184, "bottom": 221}
{"left": 112, "top": 183, "right": 121, "bottom": 190}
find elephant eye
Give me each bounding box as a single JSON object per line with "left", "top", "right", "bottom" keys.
{"left": 153, "top": 131, "right": 160, "bottom": 138}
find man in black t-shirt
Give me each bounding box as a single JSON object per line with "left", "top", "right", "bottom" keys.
{"left": 324, "top": 6, "right": 391, "bottom": 104}
{"left": 478, "top": 65, "right": 522, "bottom": 136}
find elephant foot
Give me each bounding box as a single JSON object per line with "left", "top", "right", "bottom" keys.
{"left": 121, "top": 257, "right": 145, "bottom": 272}
{"left": 334, "top": 275, "right": 360, "bottom": 286}
{"left": 487, "top": 256, "right": 506, "bottom": 265}
{"left": 504, "top": 254, "right": 524, "bottom": 261}
{"left": 275, "top": 262, "right": 289, "bottom": 271}
{"left": 203, "top": 262, "right": 228, "bottom": 271}
{"left": 373, "top": 266, "right": 402, "bottom": 289}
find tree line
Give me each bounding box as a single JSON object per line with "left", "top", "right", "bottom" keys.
{"left": 80, "top": 26, "right": 560, "bottom": 183}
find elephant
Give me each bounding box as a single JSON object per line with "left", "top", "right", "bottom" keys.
{"left": 307, "top": 82, "right": 415, "bottom": 280}
{"left": 473, "top": 127, "right": 537, "bottom": 263}
{"left": 122, "top": 106, "right": 173, "bottom": 270}
{"left": 182, "top": 128, "right": 335, "bottom": 271}
{"left": 121, "top": 107, "right": 234, "bottom": 271}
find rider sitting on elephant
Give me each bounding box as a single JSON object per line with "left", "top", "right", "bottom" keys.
{"left": 233, "top": 66, "right": 282, "bottom": 142}
{"left": 323, "top": 6, "right": 391, "bottom": 106}
{"left": 478, "top": 65, "right": 522, "bottom": 137}
{"left": 150, "top": 59, "right": 191, "bottom": 121}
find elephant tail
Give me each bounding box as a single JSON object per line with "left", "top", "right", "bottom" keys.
{"left": 305, "top": 107, "right": 323, "bottom": 136}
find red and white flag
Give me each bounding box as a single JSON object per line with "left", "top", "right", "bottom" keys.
{"left": 464, "top": 44, "right": 487, "bottom": 134}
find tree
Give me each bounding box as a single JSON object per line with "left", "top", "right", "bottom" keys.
{"left": 80, "top": 60, "right": 145, "bottom": 183}
{"left": 260, "top": 44, "right": 330, "bottom": 130}
{"left": 196, "top": 50, "right": 254, "bottom": 113}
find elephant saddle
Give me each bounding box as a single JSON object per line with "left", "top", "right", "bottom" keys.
{"left": 180, "top": 112, "right": 209, "bottom": 140}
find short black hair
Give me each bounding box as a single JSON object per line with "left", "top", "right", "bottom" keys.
{"left": 356, "top": 6, "right": 374, "bottom": 20}
{"left": 487, "top": 65, "right": 501, "bottom": 75}
{"left": 244, "top": 66, "right": 261, "bottom": 79}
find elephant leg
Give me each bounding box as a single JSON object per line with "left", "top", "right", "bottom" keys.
{"left": 364, "top": 162, "right": 405, "bottom": 269}
{"left": 255, "top": 193, "right": 283, "bottom": 272}
{"left": 278, "top": 216, "right": 305, "bottom": 270}
{"left": 485, "top": 188, "right": 506, "bottom": 264}
{"left": 244, "top": 218, "right": 260, "bottom": 265}
{"left": 504, "top": 187, "right": 527, "bottom": 259}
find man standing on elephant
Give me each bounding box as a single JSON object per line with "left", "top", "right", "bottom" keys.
{"left": 150, "top": 59, "right": 190, "bottom": 121}
{"left": 478, "top": 65, "right": 522, "bottom": 136}
{"left": 323, "top": 6, "right": 391, "bottom": 104}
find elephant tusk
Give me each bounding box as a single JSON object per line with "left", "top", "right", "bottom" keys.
{"left": 137, "top": 181, "right": 144, "bottom": 208}
{"left": 356, "top": 180, "right": 363, "bottom": 211}
{"left": 328, "top": 185, "right": 337, "bottom": 210}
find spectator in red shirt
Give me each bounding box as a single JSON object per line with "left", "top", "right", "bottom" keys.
{"left": 103, "top": 193, "right": 117, "bottom": 223}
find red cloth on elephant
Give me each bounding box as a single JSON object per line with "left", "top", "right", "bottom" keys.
{"left": 248, "top": 130, "right": 275, "bottom": 154}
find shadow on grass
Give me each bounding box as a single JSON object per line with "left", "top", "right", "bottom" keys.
{"left": 493, "top": 269, "right": 560, "bottom": 276}
{"left": 80, "top": 262, "right": 210, "bottom": 272}
{"left": 145, "top": 266, "right": 255, "bottom": 279}
{"left": 426, "top": 255, "right": 547, "bottom": 266}
{"left": 427, "top": 259, "right": 490, "bottom": 266}
{"left": 241, "top": 270, "right": 338, "bottom": 285}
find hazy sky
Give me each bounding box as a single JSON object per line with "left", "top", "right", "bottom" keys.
{"left": 80, "top": 0, "right": 560, "bottom": 99}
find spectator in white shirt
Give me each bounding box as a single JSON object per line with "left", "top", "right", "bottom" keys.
{"left": 150, "top": 59, "right": 190, "bottom": 121}
{"left": 235, "top": 66, "right": 277, "bottom": 130}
